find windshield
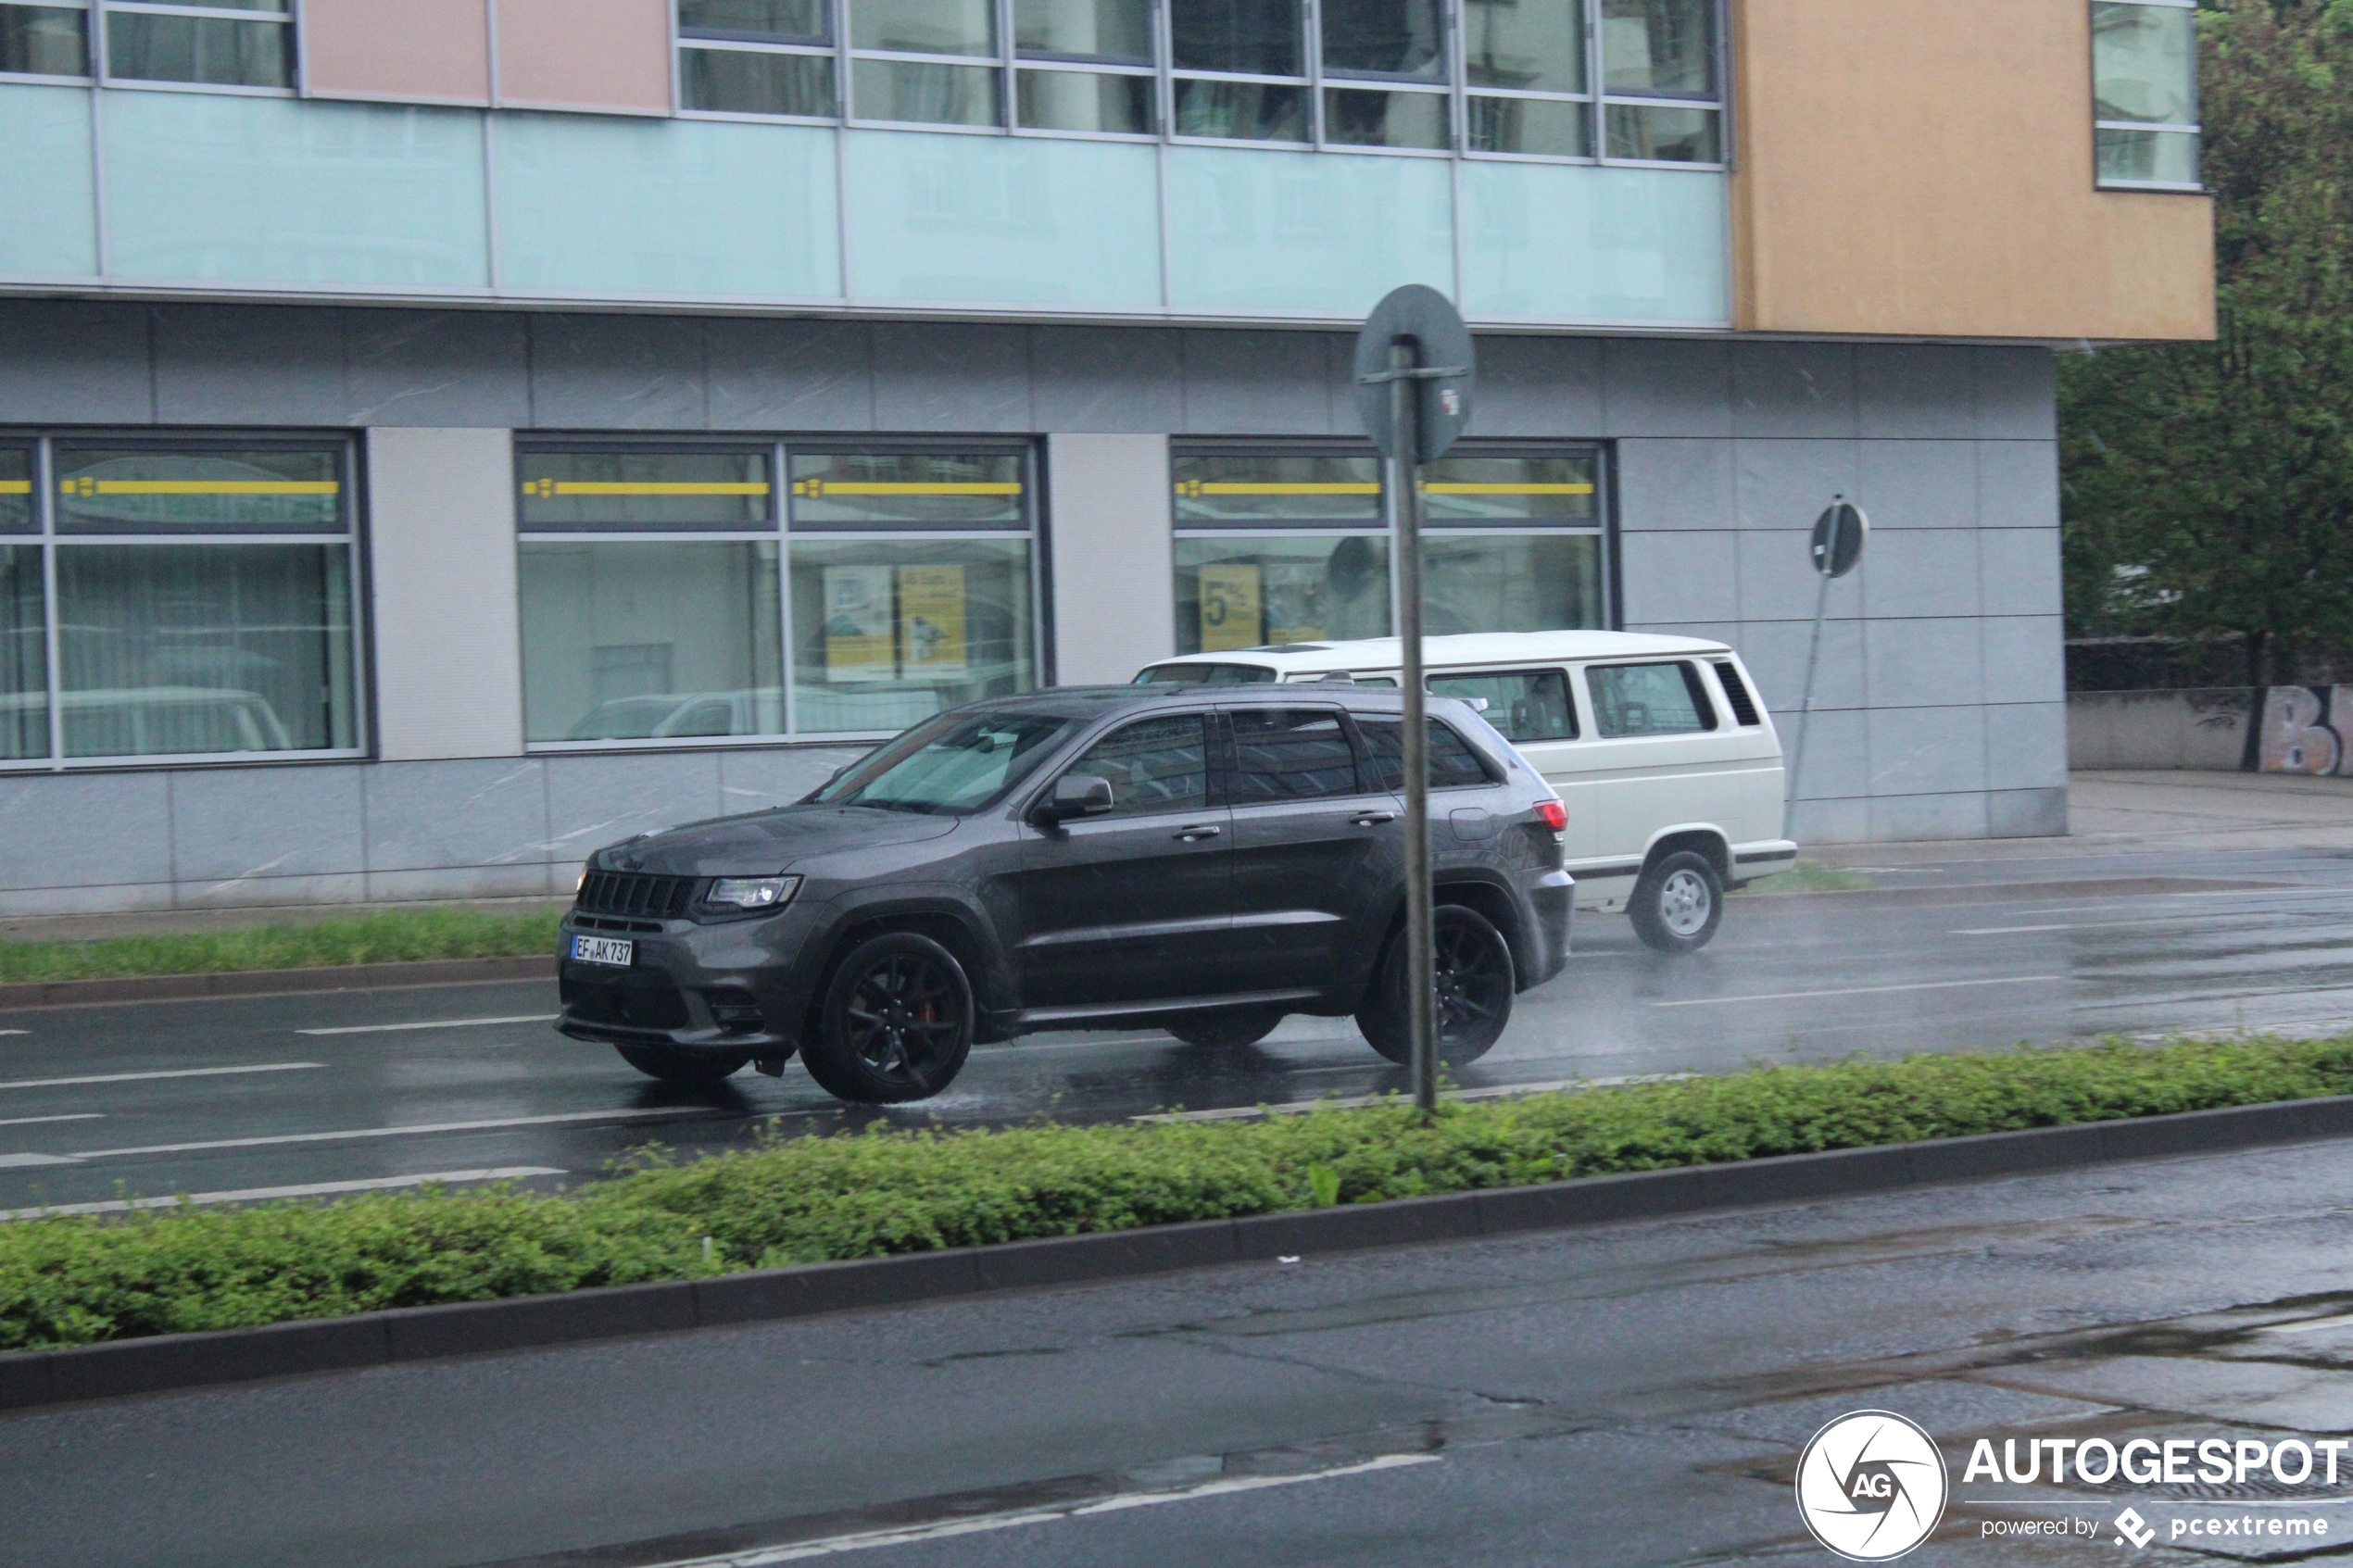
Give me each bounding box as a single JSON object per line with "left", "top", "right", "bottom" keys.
{"left": 812, "top": 711, "right": 1074, "bottom": 815}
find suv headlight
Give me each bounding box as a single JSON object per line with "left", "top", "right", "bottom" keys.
{"left": 704, "top": 874, "right": 801, "bottom": 911}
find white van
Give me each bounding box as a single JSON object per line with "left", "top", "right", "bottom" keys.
{"left": 1136, "top": 631, "right": 1797, "bottom": 952}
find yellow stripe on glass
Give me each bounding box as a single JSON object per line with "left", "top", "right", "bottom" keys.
{"left": 520, "top": 481, "right": 772, "bottom": 497}
{"left": 60, "top": 480, "right": 340, "bottom": 496}
{"left": 1422, "top": 483, "right": 1595, "bottom": 495}
{"left": 1172, "top": 482, "right": 1381, "bottom": 496}
{"left": 793, "top": 481, "right": 1023, "bottom": 496}
{"left": 0, "top": 481, "right": 30, "bottom": 495}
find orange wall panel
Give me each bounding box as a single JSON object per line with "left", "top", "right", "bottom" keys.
{"left": 1730, "top": 0, "right": 2214, "bottom": 341}
{"left": 304, "top": 0, "right": 492, "bottom": 105}
{"left": 495, "top": 0, "right": 673, "bottom": 114}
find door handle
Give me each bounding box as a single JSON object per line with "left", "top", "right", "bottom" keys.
{"left": 1173, "top": 824, "right": 1222, "bottom": 841}
{"left": 1351, "top": 811, "right": 1397, "bottom": 826}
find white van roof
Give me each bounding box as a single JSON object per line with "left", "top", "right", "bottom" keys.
{"left": 1142, "top": 630, "right": 1733, "bottom": 677}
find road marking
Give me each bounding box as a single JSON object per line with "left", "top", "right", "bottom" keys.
{"left": 1648, "top": 975, "right": 2064, "bottom": 1009}
{"left": 1135, "top": 1074, "right": 1695, "bottom": 1123}
{"left": 0, "top": 1113, "right": 101, "bottom": 1130}
{"left": 1953, "top": 915, "right": 2270, "bottom": 935}
{"left": 0, "top": 1029, "right": 25, "bottom": 1037}
{"left": 641, "top": 1452, "right": 1442, "bottom": 1565}
{"left": 297, "top": 1014, "right": 559, "bottom": 1036}
{"left": 0, "top": 1153, "right": 78, "bottom": 1167}
{"left": 0, "top": 1061, "right": 321, "bottom": 1092}
{"left": 43, "top": 1106, "right": 710, "bottom": 1162}
{"left": 0, "top": 1166, "right": 565, "bottom": 1222}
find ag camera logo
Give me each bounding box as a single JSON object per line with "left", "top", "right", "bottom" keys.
{"left": 1795, "top": 1411, "right": 1950, "bottom": 1561}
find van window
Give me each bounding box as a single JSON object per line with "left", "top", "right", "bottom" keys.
{"left": 1428, "top": 670, "right": 1577, "bottom": 742}
{"left": 1711, "top": 661, "right": 1763, "bottom": 726}
{"left": 1135, "top": 663, "right": 1277, "bottom": 685}
{"left": 1587, "top": 662, "right": 1718, "bottom": 738}
{"left": 1357, "top": 717, "right": 1496, "bottom": 790}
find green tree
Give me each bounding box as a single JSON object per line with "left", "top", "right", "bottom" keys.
{"left": 2059, "top": 0, "right": 2353, "bottom": 685}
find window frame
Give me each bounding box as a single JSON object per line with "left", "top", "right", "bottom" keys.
{"left": 514, "top": 433, "right": 1045, "bottom": 752}
{"left": 0, "top": 428, "right": 368, "bottom": 773}
{"left": 0, "top": 1, "right": 94, "bottom": 84}
{"left": 2088, "top": 0, "right": 2201, "bottom": 194}
{"left": 93, "top": 0, "right": 300, "bottom": 97}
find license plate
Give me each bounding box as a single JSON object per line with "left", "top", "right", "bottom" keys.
{"left": 570, "top": 935, "right": 634, "bottom": 968}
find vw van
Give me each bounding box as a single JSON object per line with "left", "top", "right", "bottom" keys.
{"left": 1137, "top": 632, "right": 1796, "bottom": 952}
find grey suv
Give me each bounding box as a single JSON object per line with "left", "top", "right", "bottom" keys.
{"left": 557, "top": 686, "right": 1574, "bottom": 1103}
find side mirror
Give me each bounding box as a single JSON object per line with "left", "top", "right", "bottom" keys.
{"left": 1038, "top": 772, "right": 1114, "bottom": 822}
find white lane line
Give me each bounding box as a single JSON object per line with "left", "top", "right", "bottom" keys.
{"left": 0, "top": 1029, "right": 25, "bottom": 1037}
{"left": 1649, "top": 975, "right": 2064, "bottom": 1009}
{"left": 0, "top": 1061, "right": 321, "bottom": 1093}
{"left": 1954, "top": 916, "right": 2272, "bottom": 935}
{"left": 297, "top": 1014, "right": 559, "bottom": 1036}
{"left": 45, "top": 1106, "right": 710, "bottom": 1162}
{"left": 0, "top": 1166, "right": 566, "bottom": 1222}
{"left": 647, "top": 1452, "right": 1441, "bottom": 1566}
{"left": 0, "top": 1113, "right": 102, "bottom": 1130}
{"left": 1135, "top": 1074, "right": 1695, "bottom": 1123}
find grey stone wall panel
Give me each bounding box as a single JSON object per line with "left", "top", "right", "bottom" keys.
{"left": 0, "top": 300, "right": 154, "bottom": 424}
{"left": 346, "top": 310, "right": 533, "bottom": 428}
{"left": 1029, "top": 327, "right": 1184, "bottom": 434}
{"left": 871, "top": 323, "right": 1033, "bottom": 433}
{"left": 1178, "top": 331, "right": 1336, "bottom": 434}
{"left": 1599, "top": 337, "right": 1730, "bottom": 437}
{"left": 1732, "top": 437, "right": 1858, "bottom": 532}
{"left": 706, "top": 318, "right": 875, "bottom": 433}
{"left": 152, "top": 306, "right": 348, "bottom": 427}
{"left": 1862, "top": 529, "right": 1982, "bottom": 620}
{"left": 166, "top": 765, "right": 367, "bottom": 886}
{"left": 1613, "top": 439, "right": 1733, "bottom": 532}
{"left": 1855, "top": 344, "right": 1979, "bottom": 439}
{"left": 528, "top": 314, "right": 710, "bottom": 430}
{"left": 1856, "top": 438, "right": 1977, "bottom": 530}
{"left": 1730, "top": 341, "right": 1857, "bottom": 439}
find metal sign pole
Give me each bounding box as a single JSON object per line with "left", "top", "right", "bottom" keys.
{"left": 1390, "top": 342, "right": 1437, "bottom": 1118}
{"left": 1787, "top": 555, "right": 1832, "bottom": 817}
{"left": 1786, "top": 499, "right": 1868, "bottom": 825}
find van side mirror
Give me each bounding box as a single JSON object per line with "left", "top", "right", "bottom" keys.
{"left": 1037, "top": 772, "right": 1114, "bottom": 823}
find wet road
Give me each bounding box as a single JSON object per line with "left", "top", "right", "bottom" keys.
{"left": 10, "top": 1123, "right": 2353, "bottom": 1565}
{"left": 0, "top": 845, "right": 2349, "bottom": 1214}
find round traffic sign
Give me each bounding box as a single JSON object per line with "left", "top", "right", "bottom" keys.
{"left": 1353, "top": 284, "right": 1476, "bottom": 464}
{"left": 1810, "top": 501, "right": 1869, "bottom": 579}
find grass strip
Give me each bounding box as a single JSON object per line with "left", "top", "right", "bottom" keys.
{"left": 0, "top": 908, "right": 564, "bottom": 985}
{"left": 4, "top": 1034, "right": 2350, "bottom": 1352}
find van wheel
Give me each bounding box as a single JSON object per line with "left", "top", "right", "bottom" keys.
{"left": 800, "top": 933, "right": 975, "bottom": 1104}
{"left": 1630, "top": 850, "right": 1723, "bottom": 954}
{"left": 1164, "top": 1008, "right": 1284, "bottom": 1049}
{"left": 1356, "top": 905, "right": 1516, "bottom": 1068}
{"left": 614, "top": 1045, "right": 752, "bottom": 1085}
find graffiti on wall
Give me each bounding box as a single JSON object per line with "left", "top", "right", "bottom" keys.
{"left": 2258, "top": 685, "right": 2353, "bottom": 775}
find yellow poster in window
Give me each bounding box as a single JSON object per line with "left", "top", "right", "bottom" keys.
{"left": 822, "top": 564, "right": 896, "bottom": 684}
{"left": 897, "top": 564, "right": 968, "bottom": 679}
{"left": 1198, "top": 563, "right": 1262, "bottom": 652}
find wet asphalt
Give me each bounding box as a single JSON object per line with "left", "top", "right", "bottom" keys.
{"left": 1, "top": 845, "right": 2350, "bottom": 1215}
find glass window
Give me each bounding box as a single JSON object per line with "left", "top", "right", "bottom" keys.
{"left": 1467, "top": 94, "right": 1591, "bottom": 157}
{"left": 2093, "top": 2, "right": 2196, "bottom": 125}
{"left": 1323, "top": 87, "right": 1449, "bottom": 148}
{"left": 1599, "top": 0, "right": 1712, "bottom": 96}
{"left": 0, "top": 447, "right": 30, "bottom": 533}
{"left": 789, "top": 537, "right": 1034, "bottom": 733}
{"left": 1136, "top": 661, "right": 1278, "bottom": 685}
{"left": 1464, "top": 0, "right": 1583, "bottom": 93}
{"left": 56, "top": 542, "right": 356, "bottom": 757}
{"left": 1604, "top": 100, "right": 1718, "bottom": 161}
{"left": 1173, "top": 453, "right": 1381, "bottom": 527}
{"left": 1, "top": 4, "right": 87, "bottom": 75}
{"left": 1430, "top": 669, "right": 1577, "bottom": 742}
{"left": 815, "top": 709, "right": 1074, "bottom": 814}
{"left": 1423, "top": 452, "right": 1597, "bottom": 524}
{"left": 55, "top": 447, "right": 340, "bottom": 534}
{"left": 1320, "top": 0, "right": 1442, "bottom": 79}
{"left": 680, "top": 0, "right": 829, "bottom": 39}
{"left": 106, "top": 4, "right": 294, "bottom": 88}
{"left": 790, "top": 453, "right": 1026, "bottom": 530}
{"left": 0, "top": 545, "right": 44, "bottom": 761}
{"left": 1359, "top": 715, "right": 1494, "bottom": 790}
{"left": 683, "top": 47, "right": 836, "bottom": 116}
{"left": 1019, "top": 68, "right": 1153, "bottom": 132}
{"left": 1172, "top": 0, "right": 1302, "bottom": 74}
{"left": 2095, "top": 126, "right": 2198, "bottom": 187}
{"left": 1017, "top": 0, "right": 1151, "bottom": 62}
{"left": 1587, "top": 660, "right": 1716, "bottom": 737}
{"left": 852, "top": 57, "right": 1002, "bottom": 123}
{"left": 853, "top": 0, "right": 996, "bottom": 53}
{"left": 1228, "top": 707, "right": 1360, "bottom": 800}
{"left": 519, "top": 450, "right": 772, "bottom": 531}
{"left": 1175, "top": 536, "right": 1390, "bottom": 653}
{"left": 1065, "top": 713, "right": 1211, "bottom": 816}
{"left": 1173, "top": 78, "right": 1306, "bottom": 140}
{"left": 519, "top": 541, "right": 784, "bottom": 744}
{"left": 1425, "top": 534, "right": 1604, "bottom": 635}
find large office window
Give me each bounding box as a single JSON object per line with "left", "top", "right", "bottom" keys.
{"left": 517, "top": 442, "right": 1038, "bottom": 746}
{"left": 0, "top": 4, "right": 88, "bottom": 77}
{"left": 674, "top": 0, "right": 1725, "bottom": 165}
{"left": 1170, "top": 445, "right": 1608, "bottom": 656}
{"left": 105, "top": 0, "right": 294, "bottom": 88}
{"left": 0, "top": 435, "right": 362, "bottom": 768}
{"left": 2093, "top": 0, "right": 2199, "bottom": 190}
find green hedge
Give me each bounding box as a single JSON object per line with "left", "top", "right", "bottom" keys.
{"left": 4, "top": 1035, "right": 2349, "bottom": 1351}
{"left": 0, "top": 908, "right": 564, "bottom": 985}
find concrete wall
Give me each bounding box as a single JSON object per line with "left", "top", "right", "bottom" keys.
{"left": 2070, "top": 689, "right": 2257, "bottom": 772}
{"left": 1043, "top": 434, "right": 1176, "bottom": 687}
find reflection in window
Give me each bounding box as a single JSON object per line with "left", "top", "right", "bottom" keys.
{"left": 1467, "top": 94, "right": 1590, "bottom": 157}
{"left": 0, "top": 447, "right": 29, "bottom": 533}
{"left": 1174, "top": 78, "right": 1306, "bottom": 140}
{"left": 1465, "top": 0, "right": 1582, "bottom": 93}
{"left": 1426, "top": 534, "right": 1604, "bottom": 634}
{"left": 1422, "top": 452, "right": 1597, "bottom": 523}
{"left": 1320, "top": 0, "right": 1442, "bottom": 78}
{"left": 56, "top": 447, "right": 341, "bottom": 534}
{"left": 520, "top": 450, "right": 772, "bottom": 531}
{"left": 1324, "top": 87, "right": 1448, "bottom": 148}
{"left": 1016, "top": 0, "right": 1154, "bottom": 131}
{"left": 1173, "top": 453, "right": 1381, "bottom": 527}
{"left": 1604, "top": 100, "right": 1718, "bottom": 162}
{"left": 684, "top": 47, "right": 835, "bottom": 116}
{"left": 1587, "top": 660, "right": 1716, "bottom": 737}
{"left": 0, "top": 4, "right": 86, "bottom": 75}
{"left": 1429, "top": 669, "right": 1577, "bottom": 742}
{"left": 1360, "top": 716, "right": 1493, "bottom": 789}
{"left": 1229, "top": 708, "right": 1360, "bottom": 800}
{"left": 519, "top": 541, "right": 784, "bottom": 744}
{"left": 1067, "top": 713, "right": 1210, "bottom": 815}
{"left": 2093, "top": 0, "right": 2199, "bottom": 189}
{"left": 106, "top": 3, "right": 294, "bottom": 88}
{"left": 1172, "top": 0, "right": 1302, "bottom": 74}
{"left": 1599, "top": 0, "right": 1712, "bottom": 94}
{"left": 1175, "top": 536, "right": 1390, "bottom": 654}
{"left": 789, "top": 537, "right": 1034, "bottom": 734}
{"left": 791, "top": 452, "right": 1026, "bottom": 530}
{"left": 1019, "top": 68, "right": 1153, "bottom": 131}
{"left": 0, "top": 546, "right": 44, "bottom": 760}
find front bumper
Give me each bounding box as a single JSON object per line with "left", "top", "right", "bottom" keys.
{"left": 555, "top": 902, "right": 829, "bottom": 1054}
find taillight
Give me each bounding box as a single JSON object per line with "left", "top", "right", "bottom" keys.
{"left": 1536, "top": 799, "right": 1567, "bottom": 831}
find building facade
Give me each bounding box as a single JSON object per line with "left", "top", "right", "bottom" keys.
{"left": 0, "top": 0, "right": 2212, "bottom": 914}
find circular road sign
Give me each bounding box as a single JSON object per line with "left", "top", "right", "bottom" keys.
{"left": 1353, "top": 284, "right": 1476, "bottom": 465}
{"left": 1810, "top": 501, "right": 1869, "bottom": 579}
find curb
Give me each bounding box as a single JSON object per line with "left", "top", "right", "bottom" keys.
{"left": 0, "top": 956, "right": 556, "bottom": 1011}
{"left": 6, "top": 1092, "right": 2352, "bottom": 1414}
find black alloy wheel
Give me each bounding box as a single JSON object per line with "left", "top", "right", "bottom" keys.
{"left": 1164, "top": 1007, "right": 1285, "bottom": 1049}
{"left": 801, "top": 932, "right": 975, "bottom": 1103}
{"left": 1629, "top": 848, "right": 1724, "bottom": 954}
{"left": 614, "top": 1044, "right": 753, "bottom": 1085}
{"left": 1357, "top": 904, "right": 1516, "bottom": 1067}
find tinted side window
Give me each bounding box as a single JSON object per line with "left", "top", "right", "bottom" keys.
{"left": 1359, "top": 717, "right": 1496, "bottom": 791}
{"left": 1428, "top": 669, "right": 1577, "bottom": 742}
{"left": 1229, "top": 708, "right": 1359, "bottom": 800}
{"left": 1064, "top": 714, "right": 1211, "bottom": 817}
{"left": 1587, "top": 661, "right": 1718, "bottom": 737}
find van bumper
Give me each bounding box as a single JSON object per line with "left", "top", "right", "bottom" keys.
{"left": 1729, "top": 840, "right": 1799, "bottom": 887}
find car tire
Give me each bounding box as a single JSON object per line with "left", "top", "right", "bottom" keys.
{"left": 614, "top": 1044, "right": 753, "bottom": 1085}
{"left": 1629, "top": 849, "right": 1723, "bottom": 954}
{"left": 1164, "top": 1008, "right": 1285, "bottom": 1049}
{"left": 1356, "top": 904, "right": 1516, "bottom": 1068}
{"left": 800, "top": 932, "right": 975, "bottom": 1104}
